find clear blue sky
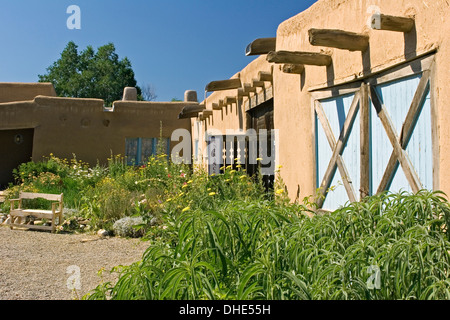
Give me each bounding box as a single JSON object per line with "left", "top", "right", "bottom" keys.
{"left": 0, "top": 0, "right": 318, "bottom": 102}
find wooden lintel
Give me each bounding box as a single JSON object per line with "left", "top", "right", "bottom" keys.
{"left": 218, "top": 99, "right": 224, "bottom": 107}
{"left": 267, "top": 50, "right": 332, "bottom": 66}
{"left": 205, "top": 78, "right": 242, "bottom": 92}
{"left": 203, "top": 110, "right": 213, "bottom": 117}
{"left": 212, "top": 103, "right": 222, "bottom": 110}
{"left": 309, "top": 28, "right": 369, "bottom": 52}
{"left": 224, "top": 96, "right": 237, "bottom": 105}
{"left": 252, "top": 79, "right": 265, "bottom": 87}
{"left": 282, "top": 64, "right": 305, "bottom": 74}
{"left": 258, "top": 71, "right": 273, "bottom": 82}
{"left": 243, "top": 83, "right": 256, "bottom": 93}
{"left": 245, "top": 38, "right": 277, "bottom": 56}
{"left": 371, "top": 13, "right": 415, "bottom": 33}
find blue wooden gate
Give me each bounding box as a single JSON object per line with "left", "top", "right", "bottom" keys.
{"left": 315, "top": 63, "right": 434, "bottom": 211}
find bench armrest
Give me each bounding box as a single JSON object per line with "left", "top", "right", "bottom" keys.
{"left": 51, "top": 202, "right": 63, "bottom": 213}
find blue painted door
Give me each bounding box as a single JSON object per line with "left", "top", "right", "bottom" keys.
{"left": 315, "top": 72, "right": 433, "bottom": 211}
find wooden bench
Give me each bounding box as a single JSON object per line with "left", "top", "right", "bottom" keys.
{"left": 9, "top": 192, "right": 64, "bottom": 233}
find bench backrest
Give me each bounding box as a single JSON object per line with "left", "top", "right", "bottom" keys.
{"left": 19, "top": 192, "right": 63, "bottom": 202}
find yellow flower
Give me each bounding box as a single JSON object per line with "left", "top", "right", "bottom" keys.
{"left": 230, "top": 170, "right": 236, "bottom": 174}
{"left": 207, "top": 188, "right": 211, "bottom": 191}
{"left": 277, "top": 165, "right": 283, "bottom": 169}
{"left": 256, "top": 158, "right": 263, "bottom": 161}
{"left": 239, "top": 175, "right": 246, "bottom": 180}
{"left": 226, "top": 165, "right": 233, "bottom": 170}
{"left": 209, "top": 192, "right": 216, "bottom": 196}
{"left": 182, "top": 184, "right": 189, "bottom": 189}
{"left": 236, "top": 165, "right": 242, "bottom": 168}
{"left": 225, "top": 179, "right": 231, "bottom": 182}
{"left": 275, "top": 189, "right": 284, "bottom": 195}
{"left": 166, "top": 198, "right": 172, "bottom": 202}
{"left": 182, "top": 207, "right": 190, "bottom": 212}
{"left": 187, "top": 180, "right": 193, "bottom": 184}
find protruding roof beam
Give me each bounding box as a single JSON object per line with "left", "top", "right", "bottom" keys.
{"left": 212, "top": 103, "right": 222, "bottom": 110}
{"left": 224, "top": 96, "right": 237, "bottom": 105}
{"left": 309, "top": 28, "right": 369, "bottom": 52}
{"left": 243, "top": 83, "right": 256, "bottom": 93}
{"left": 238, "top": 88, "right": 250, "bottom": 98}
{"left": 245, "top": 37, "right": 277, "bottom": 56}
{"left": 267, "top": 50, "right": 332, "bottom": 66}
{"left": 203, "top": 110, "right": 213, "bottom": 117}
{"left": 178, "top": 104, "right": 205, "bottom": 119}
{"left": 252, "top": 79, "right": 265, "bottom": 88}
{"left": 282, "top": 64, "right": 305, "bottom": 75}
{"left": 258, "top": 71, "right": 273, "bottom": 82}
{"left": 205, "top": 78, "right": 242, "bottom": 92}
{"left": 370, "top": 13, "right": 415, "bottom": 33}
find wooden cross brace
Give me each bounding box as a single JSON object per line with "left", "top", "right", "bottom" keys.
{"left": 371, "top": 71, "right": 431, "bottom": 194}
{"left": 315, "top": 89, "right": 362, "bottom": 208}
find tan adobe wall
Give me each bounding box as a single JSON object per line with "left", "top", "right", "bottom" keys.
{"left": 0, "top": 96, "right": 193, "bottom": 166}
{"left": 274, "top": 0, "right": 449, "bottom": 201}
{"left": 0, "top": 83, "right": 56, "bottom": 103}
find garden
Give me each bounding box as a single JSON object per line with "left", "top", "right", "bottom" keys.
{"left": 1, "top": 151, "right": 449, "bottom": 300}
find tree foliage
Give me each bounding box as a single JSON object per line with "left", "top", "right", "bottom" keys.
{"left": 39, "top": 41, "right": 143, "bottom": 106}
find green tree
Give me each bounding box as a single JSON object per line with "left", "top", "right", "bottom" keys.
{"left": 39, "top": 41, "right": 143, "bottom": 106}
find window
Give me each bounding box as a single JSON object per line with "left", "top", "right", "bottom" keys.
{"left": 125, "top": 137, "right": 170, "bottom": 166}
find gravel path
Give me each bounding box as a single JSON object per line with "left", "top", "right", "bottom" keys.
{"left": 0, "top": 225, "right": 149, "bottom": 300}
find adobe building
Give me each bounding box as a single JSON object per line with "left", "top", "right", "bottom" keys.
{"left": 0, "top": 84, "right": 196, "bottom": 189}
{"left": 180, "top": 0, "right": 449, "bottom": 211}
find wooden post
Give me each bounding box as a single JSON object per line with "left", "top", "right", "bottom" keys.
{"left": 360, "top": 83, "right": 370, "bottom": 199}
{"left": 267, "top": 50, "right": 332, "bottom": 66}
{"left": 371, "top": 13, "right": 415, "bottom": 33}
{"left": 309, "top": 28, "right": 369, "bottom": 52}
{"left": 282, "top": 64, "right": 305, "bottom": 74}
{"left": 245, "top": 38, "right": 277, "bottom": 56}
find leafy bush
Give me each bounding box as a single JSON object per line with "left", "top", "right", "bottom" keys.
{"left": 85, "top": 190, "right": 450, "bottom": 300}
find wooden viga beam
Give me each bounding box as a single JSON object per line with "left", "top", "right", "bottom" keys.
{"left": 205, "top": 78, "right": 242, "bottom": 92}
{"left": 252, "top": 79, "right": 265, "bottom": 88}
{"left": 224, "top": 96, "right": 237, "bottom": 105}
{"left": 245, "top": 37, "right": 277, "bottom": 56}
{"left": 237, "top": 88, "right": 250, "bottom": 98}
{"left": 178, "top": 104, "right": 205, "bottom": 119}
{"left": 308, "top": 28, "right": 369, "bottom": 52}
{"left": 243, "top": 83, "right": 256, "bottom": 94}
{"left": 267, "top": 50, "right": 332, "bottom": 66}
{"left": 212, "top": 103, "right": 222, "bottom": 110}
{"left": 282, "top": 64, "right": 305, "bottom": 75}
{"left": 258, "top": 71, "right": 273, "bottom": 82}
{"left": 370, "top": 13, "right": 415, "bottom": 33}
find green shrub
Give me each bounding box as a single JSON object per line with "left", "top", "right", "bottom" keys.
{"left": 85, "top": 190, "right": 450, "bottom": 300}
